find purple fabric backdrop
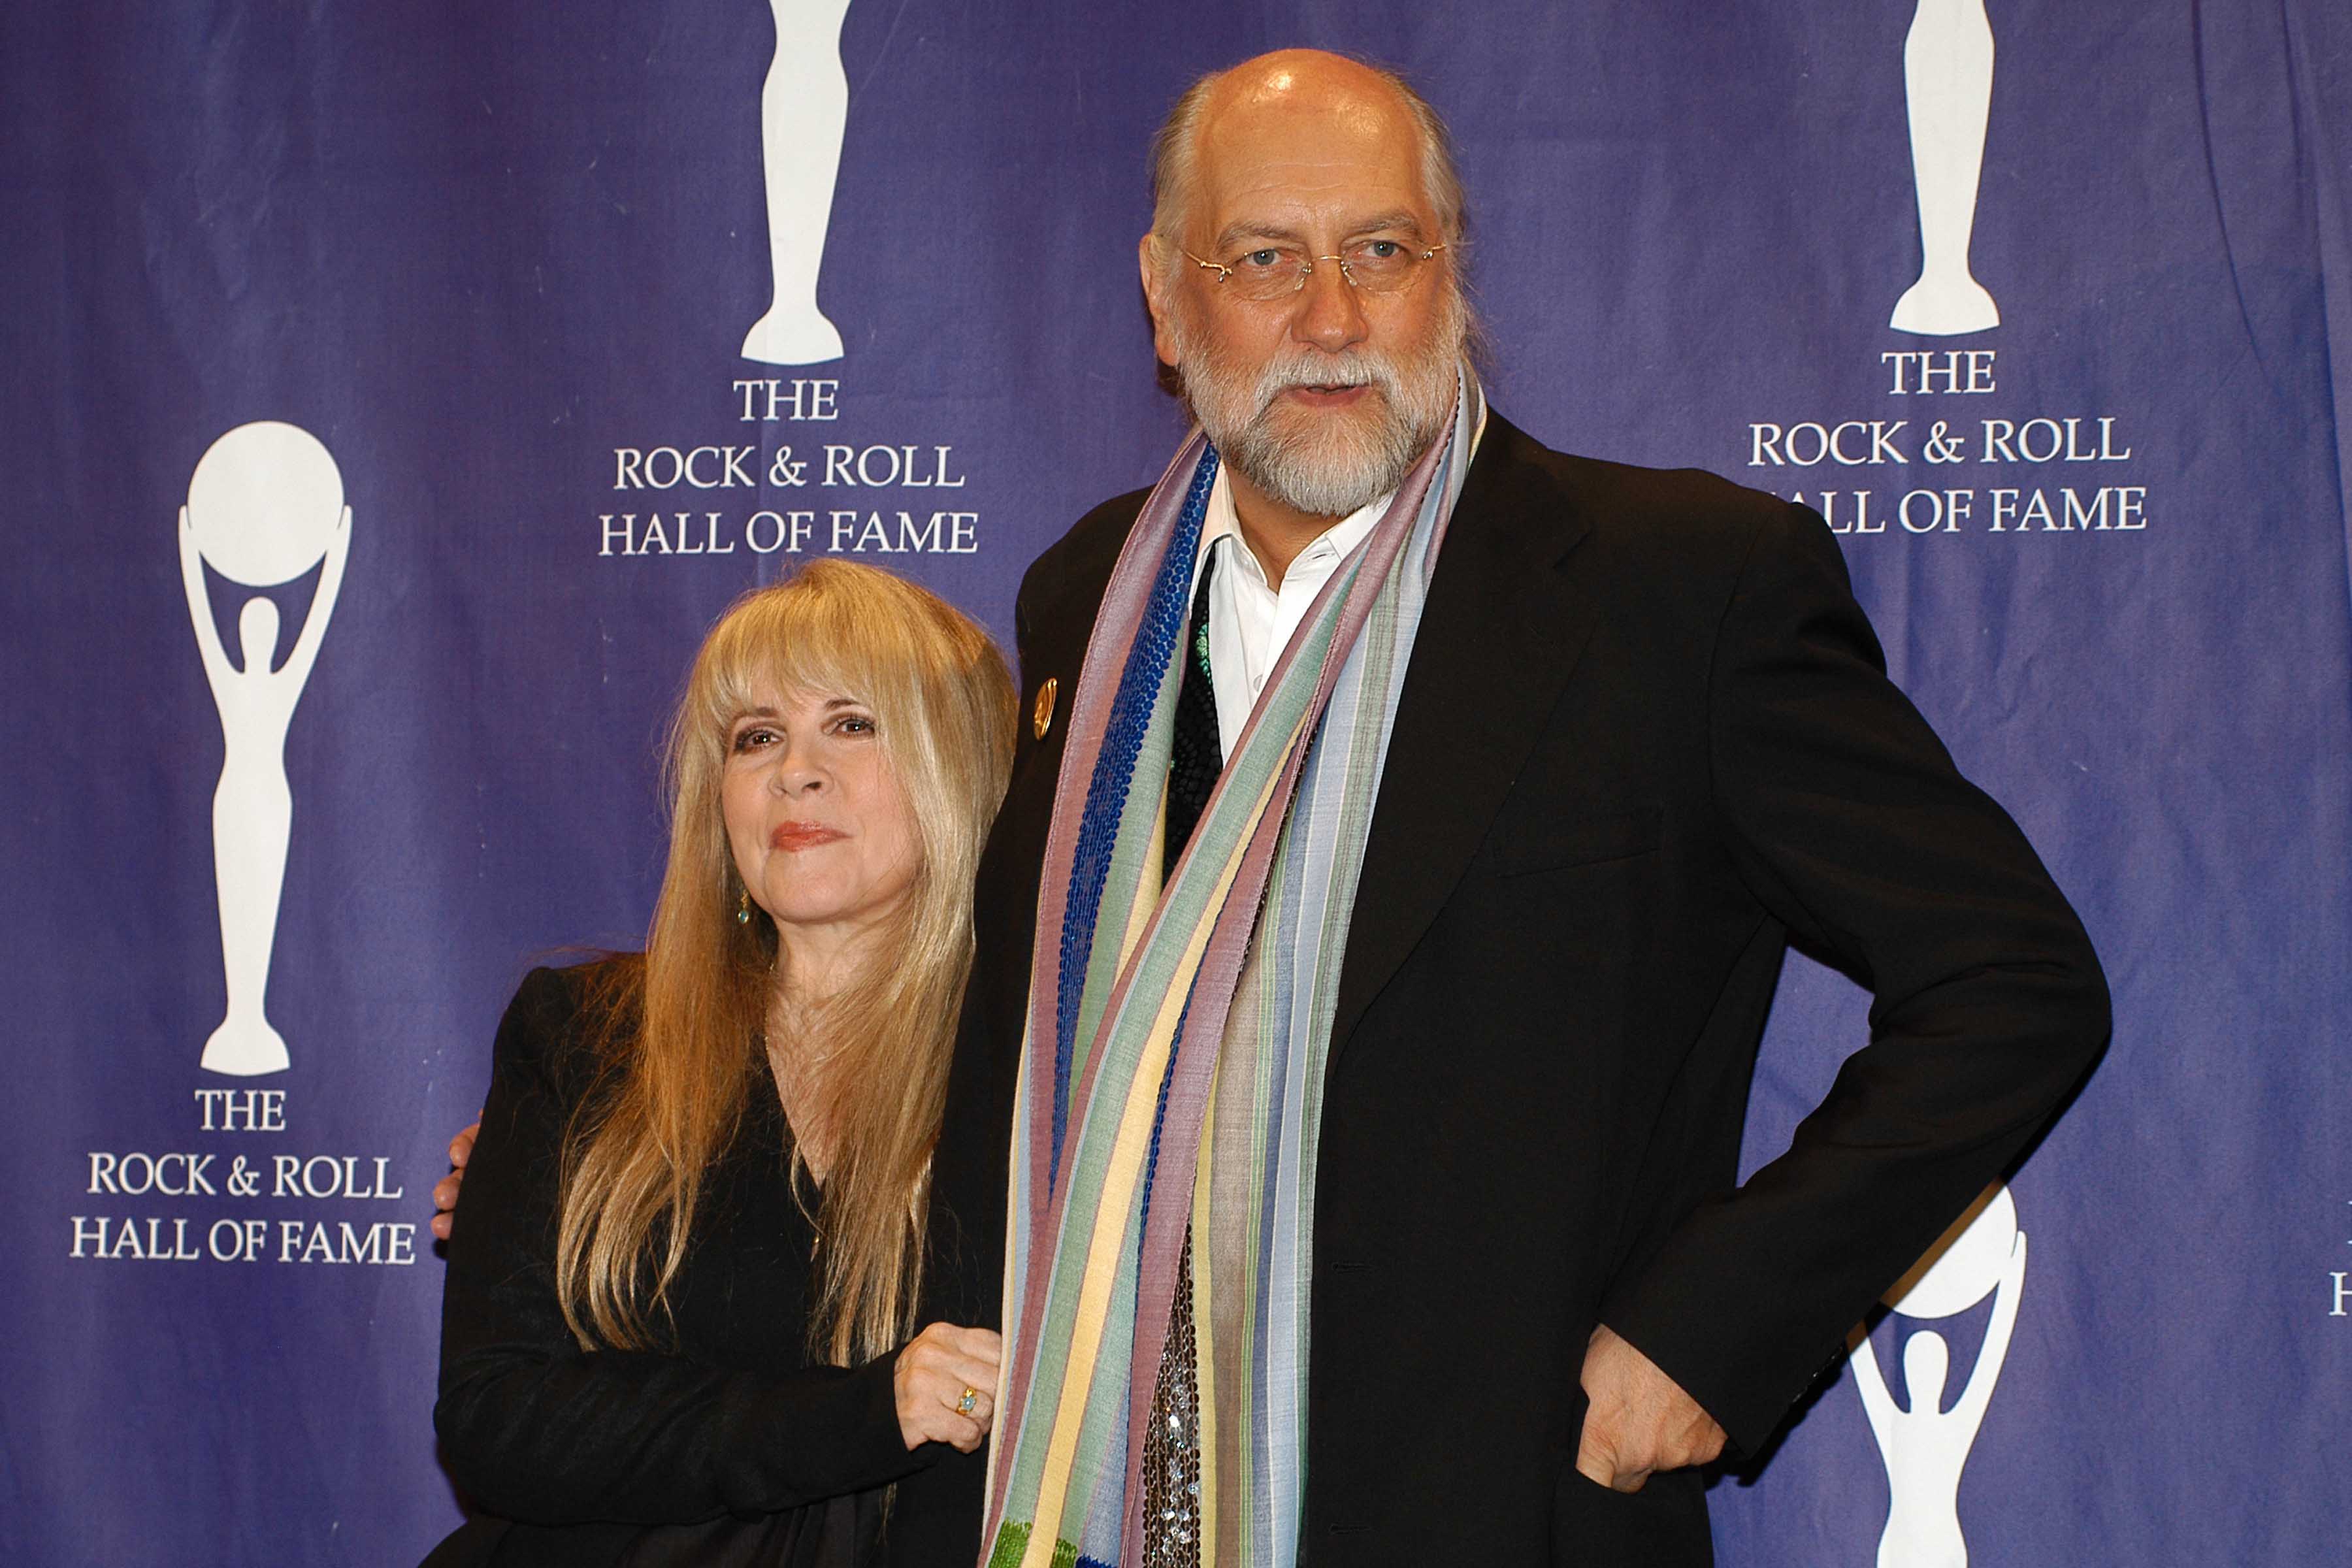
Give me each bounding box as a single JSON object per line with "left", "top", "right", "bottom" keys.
{"left": 4, "top": 3, "right": 2346, "bottom": 1561}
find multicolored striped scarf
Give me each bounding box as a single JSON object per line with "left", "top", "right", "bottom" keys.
{"left": 984, "top": 372, "right": 1484, "bottom": 1568}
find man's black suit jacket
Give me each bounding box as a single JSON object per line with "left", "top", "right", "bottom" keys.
{"left": 926, "top": 414, "right": 2109, "bottom": 1567}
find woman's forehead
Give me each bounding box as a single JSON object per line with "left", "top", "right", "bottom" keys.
{"left": 721, "top": 675, "right": 866, "bottom": 715}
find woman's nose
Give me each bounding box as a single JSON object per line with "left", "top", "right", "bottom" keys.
{"left": 770, "top": 740, "right": 826, "bottom": 794}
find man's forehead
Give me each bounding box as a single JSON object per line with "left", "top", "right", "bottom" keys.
{"left": 1189, "top": 70, "right": 1429, "bottom": 233}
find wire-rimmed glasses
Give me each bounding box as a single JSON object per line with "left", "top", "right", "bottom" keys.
{"left": 1177, "top": 238, "right": 1448, "bottom": 302}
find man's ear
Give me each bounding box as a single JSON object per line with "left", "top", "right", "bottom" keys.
{"left": 1138, "top": 234, "right": 1181, "bottom": 369}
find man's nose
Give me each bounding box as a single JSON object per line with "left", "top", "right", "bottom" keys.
{"left": 1291, "top": 259, "right": 1369, "bottom": 353}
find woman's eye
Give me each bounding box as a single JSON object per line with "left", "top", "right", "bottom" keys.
{"left": 833, "top": 714, "right": 876, "bottom": 736}
{"left": 731, "top": 726, "right": 777, "bottom": 753}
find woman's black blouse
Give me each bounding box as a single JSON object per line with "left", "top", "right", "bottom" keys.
{"left": 427, "top": 962, "right": 980, "bottom": 1568}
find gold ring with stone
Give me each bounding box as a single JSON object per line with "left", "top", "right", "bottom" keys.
{"left": 957, "top": 1386, "right": 979, "bottom": 1414}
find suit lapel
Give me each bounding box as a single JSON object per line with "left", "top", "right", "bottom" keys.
{"left": 985, "top": 613, "right": 1094, "bottom": 1073}
{"left": 1329, "top": 416, "right": 1599, "bottom": 1064}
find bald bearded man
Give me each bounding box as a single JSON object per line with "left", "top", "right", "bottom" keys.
{"left": 932, "top": 49, "right": 2106, "bottom": 1568}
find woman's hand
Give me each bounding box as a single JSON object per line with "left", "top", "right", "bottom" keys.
{"left": 893, "top": 1323, "right": 1002, "bottom": 1452}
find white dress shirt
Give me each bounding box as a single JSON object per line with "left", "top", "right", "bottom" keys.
{"left": 1192, "top": 465, "right": 1392, "bottom": 760}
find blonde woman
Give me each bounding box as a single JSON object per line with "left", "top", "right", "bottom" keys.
{"left": 428, "top": 562, "right": 1016, "bottom": 1568}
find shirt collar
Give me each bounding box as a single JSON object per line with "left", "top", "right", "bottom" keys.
{"left": 1194, "top": 461, "right": 1394, "bottom": 587}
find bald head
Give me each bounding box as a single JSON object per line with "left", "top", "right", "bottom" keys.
{"left": 1147, "top": 50, "right": 1466, "bottom": 260}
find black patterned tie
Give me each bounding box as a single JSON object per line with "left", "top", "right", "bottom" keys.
{"left": 1143, "top": 546, "right": 1217, "bottom": 1567}
{"left": 1164, "top": 547, "right": 1222, "bottom": 873}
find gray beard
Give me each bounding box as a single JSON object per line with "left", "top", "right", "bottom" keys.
{"left": 1172, "top": 292, "right": 1464, "bottom": 519}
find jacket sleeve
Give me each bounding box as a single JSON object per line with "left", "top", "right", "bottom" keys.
{"left": 433, "top": 967, "right": 933, "bottom": 1524}
{"left": 1599, "top": 502, "right": 2110, "bottom": 1457}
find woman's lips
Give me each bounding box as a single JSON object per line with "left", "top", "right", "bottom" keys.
{"left": 770, "top": 822, "right": 845, "bottom": 852}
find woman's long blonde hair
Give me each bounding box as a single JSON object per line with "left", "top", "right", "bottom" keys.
{"left": 555, "top": 561, "right": 1015, "bottom": 1364}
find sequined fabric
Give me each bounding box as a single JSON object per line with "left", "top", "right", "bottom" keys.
{"left": 1141, "top": 1237, "right": 1203, "bottom": 1568}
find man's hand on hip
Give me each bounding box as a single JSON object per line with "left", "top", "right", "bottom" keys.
{"left": 1573, "top": 1324, "right": 1726, "bottom": 1492}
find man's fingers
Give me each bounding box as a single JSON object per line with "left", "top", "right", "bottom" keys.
{"left": 1573, "top": 1428, "right": 1644, "bottom": 1492}
{"left": 1682, "top": 1422, "right": 1725, "bottom": 1469}
{"left": 429, "top": 1171, "right": 463, "bottom": 1241}
{"left": 431, "top": 1121, "right": 479, "bottom": 1239}
{"left": 1576, "top": 1324, "right": 1725, "bottom": 1486}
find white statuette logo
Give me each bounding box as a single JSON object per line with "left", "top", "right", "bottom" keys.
{"left": 1891, "top": 0, "right": 2000, "bottom": 335}
{"left": 178, "top": 421, "right": 352, "bottom": 1076}
{"left": 741, "top": 0, "right": 853, "bottom": 365}
{"left": 1852, "top": 1183, "right": 2027, "bottom": 1568}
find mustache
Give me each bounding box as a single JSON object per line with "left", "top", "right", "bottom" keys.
{"left": 1249, "top": 351, "right": 1403, "bottom": 413}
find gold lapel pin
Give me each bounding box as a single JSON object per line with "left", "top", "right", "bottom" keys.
{"left": 1032, "top": 677, "right": 1058, "bottom": 740}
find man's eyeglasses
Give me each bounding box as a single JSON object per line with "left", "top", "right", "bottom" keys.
{"left": 1178, "top": 238, "right": 1448, "bottom": 303}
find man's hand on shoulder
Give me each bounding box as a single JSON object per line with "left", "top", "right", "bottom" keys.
{"left": 429, "top": 1120, "right": 480, "bottom": 1242}
{"left": 1573, "top": 1324, "right": 1726, "bottom": 1492}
